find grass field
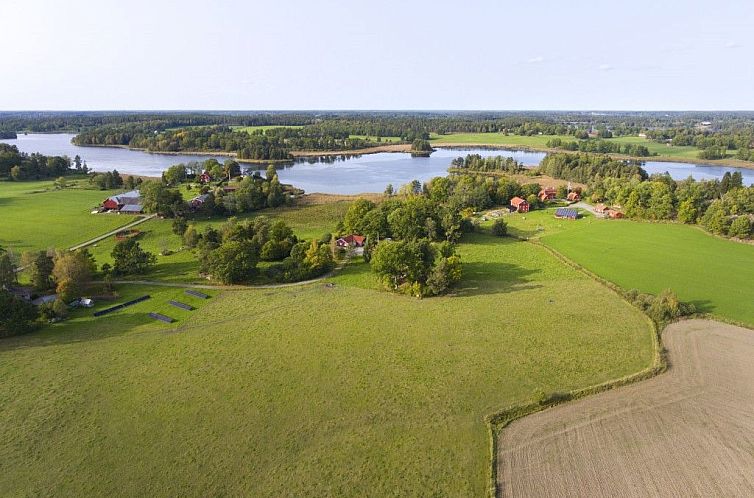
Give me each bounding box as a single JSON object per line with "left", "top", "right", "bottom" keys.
{"left": 0, "top": 179, "right": 136, "bottom": 255}
{"left": 0, "top": 233, "right": 654, "bottom": 496}
{"left": 541, "top": 220, "right": 754, "bottom": 326}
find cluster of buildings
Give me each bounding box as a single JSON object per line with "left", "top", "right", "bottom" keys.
{"left": 594, "top": 204, "right": 625, "bottom": 219}
{"left": 101, "top": 190, "right": 143, "bottom": 214}
{"left": 509, "top": 186, "right": 582, "bottom": 214}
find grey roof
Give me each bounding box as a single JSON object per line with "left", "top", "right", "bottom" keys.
{"left": 32, "top": 294, "right": 57, "bottom": 306}
{"left": 119, "top": 204, "right": 143, "bottom": 213}
{"left": 191, "top": 194, "right": 211, "bottom": 203}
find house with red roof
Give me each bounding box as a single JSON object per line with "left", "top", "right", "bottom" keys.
{"left": 510, "top": 196, "right": 530, "bottom": 213}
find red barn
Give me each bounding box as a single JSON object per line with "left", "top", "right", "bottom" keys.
{"left": 199, "top": 171, "right": 212, "bottom": 184}
{"left": 102, "top": 198, "right": 119, "bottom": 210}
{"left": 510, "top": 196, "right": 530, "bottom": 213}
{"left": 538, "top": 187, "right": 557, "bottom": 202}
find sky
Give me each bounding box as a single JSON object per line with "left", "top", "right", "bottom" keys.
{"left": 2, "top": 0, "right": 753, "bottom": 110}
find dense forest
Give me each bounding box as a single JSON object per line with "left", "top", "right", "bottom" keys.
{"left": 538, "top": 153, "right": 648, "bottom": 183}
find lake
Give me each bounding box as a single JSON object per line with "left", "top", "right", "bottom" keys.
{"left": 2, "top": 133, "right": 753, "bottom": 194}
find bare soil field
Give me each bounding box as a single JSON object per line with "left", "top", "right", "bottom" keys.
{"left": 498, "top": 319, "right": 754, "bottom": 497}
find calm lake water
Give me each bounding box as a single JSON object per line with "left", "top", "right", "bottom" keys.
{"left": 3, "top": 133, "right": 753, "bottom": 194}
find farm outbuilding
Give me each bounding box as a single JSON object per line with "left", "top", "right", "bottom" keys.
{"left": 567, "top": 192, "right": 581, "bottom": 202}
{"left": 606, "top": 209, "right": 625, "bottom": 219}
{"left": 102, "top": 190, "right": 143, "bottom": 213}
{"left": 510, "top": 197, "right": 530, "bottom": 213}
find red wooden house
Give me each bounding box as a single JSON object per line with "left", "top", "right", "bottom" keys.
{"left": 510, "top": 196, "right": 530, "bottom": 213}
{"left": 538, "top": 187, "right": 557, "bottom": 202}
{"left": 567, "top": 191, "right": 581, "bottom": 202}
{"left": 336, "top": 234, "right": 366, "bottom": 248}
{"left": 199, "top": 171, "right": 212, "bottom": 184}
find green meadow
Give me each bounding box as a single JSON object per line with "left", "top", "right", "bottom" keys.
{"left": 0, "top": 233, "right": 653, "bottom": 496}
{"left": 0, "top": 179, "right": 136, "bottom": 255}
{"left": 541, "top": 221, "right": 754, "bottom": 326}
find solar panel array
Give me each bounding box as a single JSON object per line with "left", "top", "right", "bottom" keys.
{"left": 555, "top": 208, "right": 578, "bottom": 219}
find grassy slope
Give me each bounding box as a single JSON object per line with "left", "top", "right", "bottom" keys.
{"left": 0, "top": 234, "right": 653, "bottom": 497}
{"left": 0, "top": 179, "right": 136, "bottom": 254}
{"left": 541, "top": 220, "right": 754, "bottom": 326}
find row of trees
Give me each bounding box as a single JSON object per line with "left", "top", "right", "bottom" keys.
{"left": 546, "top": 138, "right": 651, "bottom": 157}
{"left": 0, "top": 144, "right": 75, "bottom": 180}
{"left": 538, "top": 153, "right": 648, "bottom": 184}
{"left": 449, "top": 154, "right": 524, "bottom": 173}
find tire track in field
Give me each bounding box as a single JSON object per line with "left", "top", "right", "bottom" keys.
{"left": 498, "top": 319, "right": 754, "bottom": 497}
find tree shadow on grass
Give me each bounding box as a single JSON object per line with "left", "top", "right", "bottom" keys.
{"left": 0, "top": 312, "right": 158, "bottom": 352}
{"left": 454, "top": 261, "right": 542, "bottom": 297}
{"left": 689, "top": 299, "right": 715, "bottom": 315}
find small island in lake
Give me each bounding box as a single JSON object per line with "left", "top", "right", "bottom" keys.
{"left": 410, "top": 138, "right": 434, "bottom": 156}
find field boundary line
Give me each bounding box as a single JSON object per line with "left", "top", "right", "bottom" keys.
{"left": 486, "top": 237, "right": 666, "bottom": 498}
{"left": 68, "top": 214, "right": 157, "bottom": 251}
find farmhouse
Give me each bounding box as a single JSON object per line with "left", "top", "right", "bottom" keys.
{"left": 567, "top": 191, "right": 581, "bottom": 202}
{"left": 102, "top": 190, "right": 143, "bottom": 214}
{"left": 336, "top": 234, "right": 366, "bottom": 248}
{"left": 594, "top": 203, "right": 608, "bottom": 214}
{"left": 199, "top": 171, "right": 212, "bottom": 183}
{"left": 555, "top": 208, "right": 579, "bottom": 220}
{"left": 538, "top": 187, "right": 557, "bottom": 202}
{"left": 605, "top": 209, "right": 625, "bottom": 219}
{"left": 510, "top": 196, "right": 530, "bottom": 213}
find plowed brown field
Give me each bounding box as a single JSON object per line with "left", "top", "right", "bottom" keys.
{"left": 498, "top": 319, "right": 754, "bottom": 497}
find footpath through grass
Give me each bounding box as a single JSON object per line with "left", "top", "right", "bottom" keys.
{"left": 0, "top": 233, "right": 653, "bottom": 497}
{"left": 541, "top": 220, "right": 754, "bottom": 327}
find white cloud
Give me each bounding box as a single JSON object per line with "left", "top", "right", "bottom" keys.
{"left": 527, "top": 56, "right": 545, "bottom": 64}
{"left": 725, "top": 41, "right": 741, "bottom": 48}
{"left": 599, "top": 64, "right": 614, "bottom": 71}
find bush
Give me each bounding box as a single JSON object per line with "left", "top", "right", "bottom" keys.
{"left": 491, "top": 218, "right": 508, "bottom": 237}
{"left": 729, "top": 216, "right": 752, "bottom": 239}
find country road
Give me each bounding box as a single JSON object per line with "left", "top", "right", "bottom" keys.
{"left": 69, "top": 214, "right": 157, "bottom": 251}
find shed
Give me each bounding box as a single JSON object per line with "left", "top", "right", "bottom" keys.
{"left": 594, "top": 203, "right": 608, "bottom": 214}
{"left": 119, "top": 204, "right": 143, "bottom": 214}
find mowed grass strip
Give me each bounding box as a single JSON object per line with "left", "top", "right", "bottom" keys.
{"left": 0, "top": 234, "right": 653, "bottom": 497}
{"left": 542, "top": 221, "right": 754, "bottom": 326}
{"left": 0, "top": 179, "right": 135, "bottom": 254}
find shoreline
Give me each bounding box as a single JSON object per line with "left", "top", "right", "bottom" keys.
{"left": 431, "top": 142, "right": 754, "bottom": 170}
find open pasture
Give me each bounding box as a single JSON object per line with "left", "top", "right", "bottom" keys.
{"left": 0, "top": 234, "right": 653, "bottom": 496}
{"left": 0, "top": 179, "right": 135, "bottom": 254}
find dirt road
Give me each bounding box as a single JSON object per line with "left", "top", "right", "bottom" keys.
{"left": 498, "top": 319, "right": 754, "bottom": 497}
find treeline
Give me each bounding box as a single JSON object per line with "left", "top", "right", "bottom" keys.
{"left": 0, "top": 112, "right": 315, "bottom": 134}
{"left": 646, "top": 127, "right": 754, "bottom": 161}
{"left": 589, "top": 171, "right": 753, "bottom": 239}
{"left": 0, "top": 144, "right": 75, "bottom": 180}
{"left": 450, "top": 154, "right": 524, "bottom": 173}
{"left": 546, "top": 138, "right": 651, "bottom": 157}
{"left": 73, "top": 125, "right": 390, "bottom": 160}
{"left": 538, "top": 153, "right": 648, "bottom": 184}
